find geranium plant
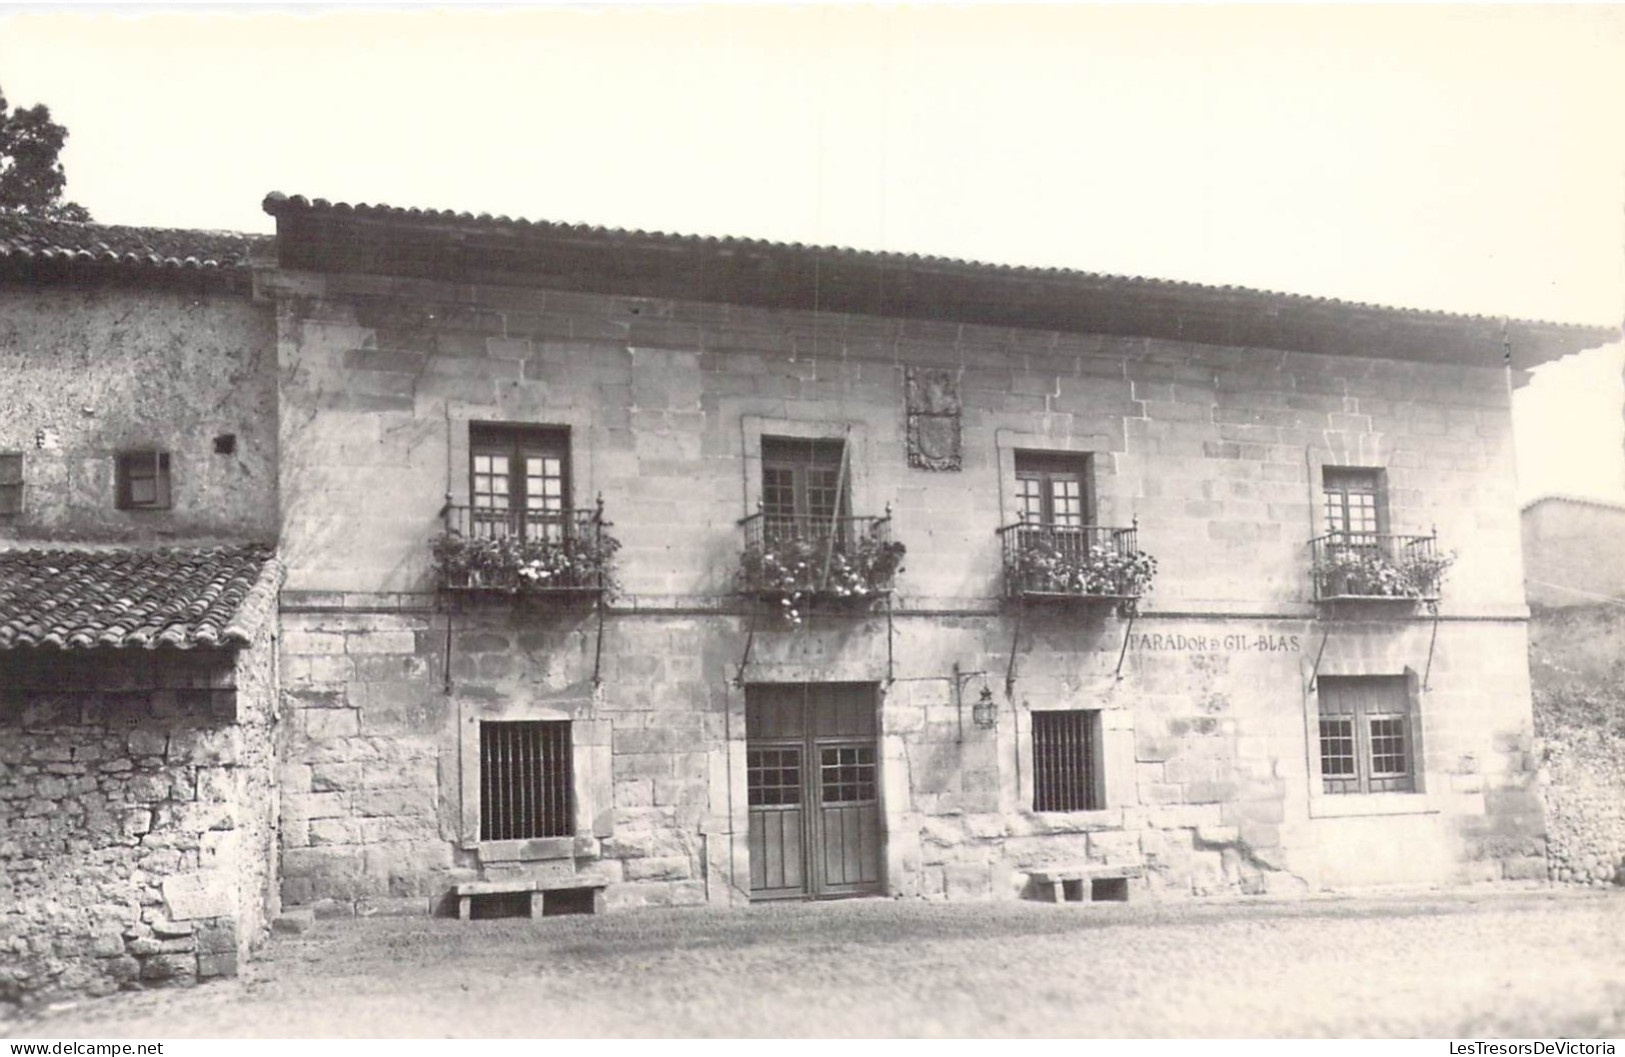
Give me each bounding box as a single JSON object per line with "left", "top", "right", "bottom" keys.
{"left": 431, "top": 524, "right": 621, "bottom": 596}
{"left": 1005, "top": 534, "right": 1157, "bottom": 601}
{"left": 1312, "top": 545, "right": 1453, "bottom": 600}
{"left": 739, "top": 525, "right": 906, "bottom": 625}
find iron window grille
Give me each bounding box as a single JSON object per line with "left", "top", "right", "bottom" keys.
{"left": 1032, "top": 709, "right": 1102, "bottom": 812}
{"left": 0, "top": 453, "right": 21, "bottom": 516}
{"left": 479, "top": 720, "right": 573, "bottom": 840}
{"left": 116, "top": 451, "right": 171, "bottom": 510}
{"left": 1316, "top": 676, "right": 1415, "bottom": 794}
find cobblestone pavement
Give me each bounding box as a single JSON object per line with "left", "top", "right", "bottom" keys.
{"left": 8, "top": 888, "right": 1624, "bottom": 1038}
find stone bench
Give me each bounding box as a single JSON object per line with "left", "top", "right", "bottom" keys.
{"left": 1025, "top": 864, "right": 1144, "bottom": 904}
{"left": 452, "top": 878, "right": 607, "bottom": 919}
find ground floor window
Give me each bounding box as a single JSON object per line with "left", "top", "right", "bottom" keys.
{"left": 1317, "top": 675, "right": 1414, "bottom": 794}
{"left": 1032, "top": 709, "right": 1102, "bottom": 812}
{"left": 480, "top": 720, "right": 573, "bottom": 840}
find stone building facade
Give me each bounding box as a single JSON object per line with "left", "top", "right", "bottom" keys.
{"left": 1, "top": 198, "right": 1615, "bottom": 1006}
{"left": 259, "top": 193, "right": 1611, "bottom": 913}
{"left": 0, "top": 217, "right": 282, "bottom": 1004}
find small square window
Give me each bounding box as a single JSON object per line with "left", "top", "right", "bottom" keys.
{"left": 0, "top": 453, "right": 22, "bottom": 516}
{"left": 116, "top": 451, "right": 171, "bottom": 510}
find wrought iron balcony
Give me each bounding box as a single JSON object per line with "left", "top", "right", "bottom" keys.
{"left": 1309, "top": 531, "right": 1449, "bottom": 603}
{"left": 431, "top": 500, "right": 618, "bottom": 594}
{"left": 737, "top": 512, "right": 905, "bottom": 610}
{"left": 996, "top": 521, "right": 1155, "bottom": 605}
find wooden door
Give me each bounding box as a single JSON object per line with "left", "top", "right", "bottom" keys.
{"left": 746, "top": 683, "right": 883, "bottom": 900}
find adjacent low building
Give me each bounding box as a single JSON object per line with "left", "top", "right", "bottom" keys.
{"left": 0, "top": 216, "right": 281, "bottom": 1003}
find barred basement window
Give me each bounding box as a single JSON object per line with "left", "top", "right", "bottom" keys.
{"left": 1033, "top": 709, "right": 1102, "bottom": 812}
{"left": 1317, "top": 675, "right": 1414, "bottom": 794}
{"left": 116, "top": 450, "right": 171, "bottom": 510}
{"left": 480, "top": 720, "right": 573, "bottom": 840}
{"left": 0, "top": 453, "right": 21, "bottom": 516}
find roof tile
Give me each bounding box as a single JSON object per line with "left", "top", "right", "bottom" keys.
{"left": 0, "top": 213, "right": 268, "bottom": 272}
{"left": 0, "top": 545, "right": 278, "bottom": 650}
{"left": 260, "top": 191, "right": 1614, "bottom": 335}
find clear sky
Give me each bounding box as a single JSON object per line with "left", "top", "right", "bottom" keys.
{"left": 2, "top": 3, "right": 1622, "bottom": 495}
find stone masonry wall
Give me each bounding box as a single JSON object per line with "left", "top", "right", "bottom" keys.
{"left": 0, "top": 285, "right": 277, "bottom": 544}
{"left": 269, "top": 267, "right": 1543, "bottom": 907}
{"left": 0, "top": 648, "right": 277, "bottom": 1006}
{"left": 1529, "top": 603, "right": 1625, "bottom": 887}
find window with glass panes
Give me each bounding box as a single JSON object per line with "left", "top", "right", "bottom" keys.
{"left": 1316, "top": 675, "right": 1414, "bottom": 794}
{"left": 469, "top": 425, "right": 569, "bottom": 540}
{"left": 760, "top": 437, "right": 847, "bottom": 548}
{"left": 0, "top": 453, "right": 21, "bottom": 516}
{"left": 1322, "top": 467, "right": 1385, "bottom": 539}
{"left": 116, "top": 451, "right": 172, "bottom": 510}
{"left": 1015, "top": 452, "right": 1091, "bottom": 526}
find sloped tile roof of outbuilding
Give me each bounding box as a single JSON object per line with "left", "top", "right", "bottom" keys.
{"left": 0, "top": 545, "right": 280, "bottom": 649}
{"left": 0, "top": 213, "right": 268, "bottom": 272}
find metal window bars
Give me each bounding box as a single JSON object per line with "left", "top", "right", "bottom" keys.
{"left": 1309, "top": 530, "right": 1444, "bottom": 602}
{"left": 1033, "top": 710, "right": 1099, "bottom": 812}
{"left": 738, "top": 511, "right": 900, "bottom": 599}
{"left": 479, "top": 720, "right": 573, "bottom": 841}
{"left": 437, "top": 498, "right": 614, "bottom": 593}
{"left": 996, "top": 521, "right": 1147, "bottom": 602}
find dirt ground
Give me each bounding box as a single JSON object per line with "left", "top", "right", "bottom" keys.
{"left": 7, "top": 887, "right": 1624, "bottom": 1038}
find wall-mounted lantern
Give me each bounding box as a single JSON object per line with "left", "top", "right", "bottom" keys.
{"left": 972, "top": 686, "right": 999, "bottom": 730}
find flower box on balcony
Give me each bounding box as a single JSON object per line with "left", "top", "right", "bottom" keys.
{"left": 431, "top": 501, "right": 619, "bottom": 599}
{"left": 997, "top": 521, "right": 1155, "bottom": 612}
{"left": 737, "top": 512, "right": 905, "bottom": 624}
{"left": 1309, "top": 531, "right": 1451, "bottom": 604}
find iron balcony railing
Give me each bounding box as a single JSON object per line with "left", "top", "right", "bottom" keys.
{"left": 435, "top": 500, "right": 615, "bottom": 593}
{"left": 738, "top": 511, "right": 903, "bottom": 599}
{"left": 996, "top": 521, "right": 1152, "bottom": 602}
{"left": 1309, "top": 530, "right": 1445, "bottom": 602}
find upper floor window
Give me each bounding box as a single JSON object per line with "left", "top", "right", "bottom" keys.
{"left": 0, "top": 454, "right": 21, "bottom": 516}
{"left": 116, "top": 451, "right": 171, "bottom": 510}
{"left": 469, "top": 424, "right": 569, "bottom": 540}
{"left": 1015, "top": 451, "right": 1091, "bottom": 526}
{"left": 1322, "top": 467, "right": 1385, "bottom": 539}
{"left": 761, "top": 436, "right": 848, "bottom": 525}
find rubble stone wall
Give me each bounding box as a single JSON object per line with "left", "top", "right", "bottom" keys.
{"left": 1528, "top": 603, "right": 1625, "bottom": 887}
{"left": 0, "top": 648, "right": 277, "bottom": 1007}
{"left": 0, "top": 285, "right": 277, "bottom": 544}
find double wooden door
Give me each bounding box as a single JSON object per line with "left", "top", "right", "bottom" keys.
{"left": 746, "top": 683, "right": 884, "bottom": 900}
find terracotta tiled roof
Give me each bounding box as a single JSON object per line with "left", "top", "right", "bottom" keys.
{"left": 261, "top": 191, "right": 1615, "bottom": 337}
{"left": 0, "top": 545, "right": 280, "bottom": 650}
{"left": 0, "top": 212, "right": 268, "bottom": 272}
